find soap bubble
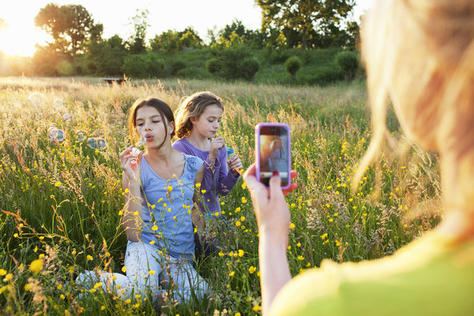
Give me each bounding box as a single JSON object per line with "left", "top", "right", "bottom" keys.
{"left": 76, "top": 131, "right": 87, "bottom": 142}
{"left": 87, "top": 137, "right": 107, "bottom": 150}
{"left": 62, "top": 113, "right": 72, "bottom": 121}
{"left": 28, "top": 92, "right": 45, "bottom": 107}
{"left": 48, "top": 127, "right": 65, "bottom": 142}
{"left": 54, "top": 98, "right": 64, "bottom": 107}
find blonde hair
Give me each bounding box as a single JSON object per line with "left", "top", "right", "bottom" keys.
{"left": 358, "top": 0, "right": 474, "bottom": 221}
{"left": 174, "top": 91, "right": 223, "bottom": 138}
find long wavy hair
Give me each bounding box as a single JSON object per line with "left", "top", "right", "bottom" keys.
{"left": 358, "top": 0, "right": 474, "bottom": 231}
{"left": 174, "top": 91, "right": 223, "bottom": 138}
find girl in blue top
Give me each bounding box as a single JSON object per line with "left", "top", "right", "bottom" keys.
{"left": 76, "top": 97, "right": 209, "bottom": 303}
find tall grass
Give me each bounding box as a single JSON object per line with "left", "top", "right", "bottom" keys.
{"left": 0, "top": 77, "right": 440, "bottom": 315}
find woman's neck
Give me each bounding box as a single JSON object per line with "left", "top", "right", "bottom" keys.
{"left": 186, "top": 130, "right": 210, "bottom": 151}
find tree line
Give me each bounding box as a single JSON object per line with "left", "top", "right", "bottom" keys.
{"left": 7, "top": 1, "right": 360, "bottom": 78}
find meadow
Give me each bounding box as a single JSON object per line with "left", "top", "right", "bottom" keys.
{"left": 0, "top": 77, "right": 441, "bottom": 315}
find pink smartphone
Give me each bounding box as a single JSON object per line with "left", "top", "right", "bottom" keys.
{"left": 255, "top": 123, "right": 291, "bottom": 189}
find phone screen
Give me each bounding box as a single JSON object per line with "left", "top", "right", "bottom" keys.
{"left": 259, "top": 125, "right": 290, "bottom": 187}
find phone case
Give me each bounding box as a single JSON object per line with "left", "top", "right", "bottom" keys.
{"left": 255, "top": 122, "right": 291, "bottom": 189}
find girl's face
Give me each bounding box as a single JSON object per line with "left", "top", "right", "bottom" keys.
{"left": 135, "top": 106, "right": 173, "bottom": 148}
{"left": 190, "top": 104, "right": 223, "bottom": 139}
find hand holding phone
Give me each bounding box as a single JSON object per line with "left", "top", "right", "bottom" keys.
{"left": 255, "top": 123, "right": 291, "bottom": 189}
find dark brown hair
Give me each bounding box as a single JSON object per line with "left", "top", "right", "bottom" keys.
{"left": 127, "top": 97, "right": 175, "bottom": 149}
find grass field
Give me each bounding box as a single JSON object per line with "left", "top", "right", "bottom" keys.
{"left": 0, "top": 77, "right": 441, "bottom": 315}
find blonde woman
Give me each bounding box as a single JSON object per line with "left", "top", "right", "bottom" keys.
{"left": 244, "top": 0, "right": 474, "bottom": 315}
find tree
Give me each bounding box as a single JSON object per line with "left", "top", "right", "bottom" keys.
{"left": 86, "top": 34, "right": 127, "bottom": 75}
{"left": 128, "top": 9, "right": 149, "bottom": 54}
{"left": 150, "top": 27, "right": 202, "bottom": 52}
{"left": 35, "top": 4, "right": 96, "bottom": 56}
{"left": 210, "top": 20, "right": 266, "bottom": 49}
{"left": 256, "top": 0, "right": 356, "bottom": 49}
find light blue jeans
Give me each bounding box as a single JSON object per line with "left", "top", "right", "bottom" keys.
{"left": 75, "top": 241, "right": 209, "bottom": 303}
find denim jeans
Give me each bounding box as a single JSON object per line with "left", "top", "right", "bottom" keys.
{"left": 75, "top": 241, "right": 209, "bottom": 303}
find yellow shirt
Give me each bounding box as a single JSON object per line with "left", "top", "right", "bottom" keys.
{"left": 270, "top": 230, "right": 474, "bottom": 316}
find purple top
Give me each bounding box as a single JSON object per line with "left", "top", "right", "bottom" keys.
{"left": 173, "top": 138, "right": 240, "bottom": 217}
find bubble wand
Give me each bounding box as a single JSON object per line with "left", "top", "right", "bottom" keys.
{"left": 130, "top": 136, "right": 147, "bottom": 166}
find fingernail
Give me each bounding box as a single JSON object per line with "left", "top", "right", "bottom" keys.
{"left": 273, "top": 171, "right": 279, "bottom": 176}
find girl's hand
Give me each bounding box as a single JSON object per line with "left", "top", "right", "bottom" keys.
{"left": 243, "top": 164, "right": 297, "bottom": 238}
{"left": 120, "top": 146, "right": 142, "bottom": 185}
{"left": 210, "top": 136, "right": 225, "bottom": 157}
{"left": 228, "top": 154, "right": 243, "bottom": 176}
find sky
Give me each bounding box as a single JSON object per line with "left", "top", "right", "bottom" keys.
{"left": 0, "top": 0, "right": 375, "bottom": 57}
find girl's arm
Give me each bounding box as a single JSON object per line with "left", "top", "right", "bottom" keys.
{"left": 216, "top": 151, "right": 241, "bottom": 195}
{"left": 120, "top": 147, "right": 143, "bottom": 242}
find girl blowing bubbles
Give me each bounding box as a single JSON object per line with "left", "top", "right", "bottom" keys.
{"left": 76, "top": 98, "right": 209, "bottom": 303}
{"left": 173, "top": 91, "right": 243, "bottom": 219}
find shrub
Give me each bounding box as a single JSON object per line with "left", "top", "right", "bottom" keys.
{"left": 268, "top": 49, "right": 290, "bottom": 64}
{"left": 299, "top": 66, "right": 343, "bottom": 86}
{"left": 121, "top": 53, "right": 165, "bottom": 78}
{"left": 239, "top": 57, "right": 259, "bottom": 80}
{"left": 206, "top": 47, "right": 259, "bottom": 81}
{"left": 56, "top": 60, "right": 74, "bottom": 76}
{"left": 170, "top": 60, "right": 186, "bottom": 76}
{"left": 335, "top": 51, "right": 359, "bottom": 81}
{"left": 205, "top": 58, "right": 221, "bottom": 75}
{"left": 285, "top": 56, "right": 302, "bottom": 77}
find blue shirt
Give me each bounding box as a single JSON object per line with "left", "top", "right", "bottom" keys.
{"left": 139, "top": 153, "right": 203, "bottom": 260}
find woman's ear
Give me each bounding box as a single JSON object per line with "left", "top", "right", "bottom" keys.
{"left": 190, "top": 116, "right": 197, "bottom": 124}
{"left": 168, "top": 121, "right": 175, "bottom": 132}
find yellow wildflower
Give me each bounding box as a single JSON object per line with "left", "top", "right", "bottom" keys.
{"left": 29, "top": 259, "right": 43, "bottom": 274}
{"left": 0, "top": 269, "right": 6, "bottom": 276}
{"left": 86, "top": 255, "right": 93, "bottom": 261}
{"left": 3, "top": 273, "right": 12, "bottom": 282}
{"left": 253, "top": 305, "right": 261, "bottom": 312}
{"left": 238, "top": 249, "right": 244, "bottom": 257}
{"left": 248, "top": 266, "right": 256, "bottom": 274}
{"left": 229, "top": 271, "right": 235, "bottom": 277}
{"left": 289, "top": 223, "right": 295, "bottom": 229}
{"left": 122, "top": 266, "right": 127, "bottom": 273}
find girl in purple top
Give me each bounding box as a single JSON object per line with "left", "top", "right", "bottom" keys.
{"left": 173, "top": 91, "right": 243, "bottom": 219}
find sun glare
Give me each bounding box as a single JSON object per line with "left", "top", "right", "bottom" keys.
{"left": 0, "top": 21, "right": 48, "bottom": 57}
